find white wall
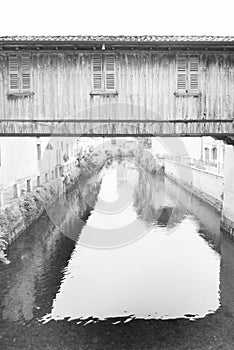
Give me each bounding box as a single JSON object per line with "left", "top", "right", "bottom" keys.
{"left": 0, "top": 136, "right": 78, "bottom": 192}
{"left": 0, "top": 137, "right": 39, "bottom": 187}
{"left": 39, "top": 137, "right": 78, "bottom": 179}
{"left": 165, "top": 159, "right": 224, "bottom": 206}
{"left": 223, "top": 145, "right": 234, "bottom": 224}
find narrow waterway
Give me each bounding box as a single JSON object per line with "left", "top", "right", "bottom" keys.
{"left": 1, "top": 160, "right": 234, "bottom": 349}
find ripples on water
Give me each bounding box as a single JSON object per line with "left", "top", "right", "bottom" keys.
{"left": 0, "top": 160, "right": 221, "bottom": 326}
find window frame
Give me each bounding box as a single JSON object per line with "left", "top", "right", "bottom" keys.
{"left": 90, "top": 54, "right": 118, "bottom": 96}
{"left": 7, "top": 54, "right": 33, "bottom": 97}
{"left": 175, "top": 55, "right": 200, "bottom": 96}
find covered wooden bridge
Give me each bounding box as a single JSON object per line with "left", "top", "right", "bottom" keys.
{"left": 0, "top": 35, "right": 234, "bottom": 140}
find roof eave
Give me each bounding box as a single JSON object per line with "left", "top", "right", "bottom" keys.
{"left": 1, "top": 39, "right": 234, "bottom": 51}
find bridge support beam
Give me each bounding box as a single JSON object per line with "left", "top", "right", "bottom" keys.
{"left": 221, "top": 145, "right": 234, "bottom": 236}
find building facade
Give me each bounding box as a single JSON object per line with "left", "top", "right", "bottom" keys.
{"left": 0, "top": 137, "right": 76, "bottom": 207}
{"left": 0, "top": 36, "right": 234, "bottom": 137}
{"left": 201, "top": 137, "right": 225, "bottom": 174}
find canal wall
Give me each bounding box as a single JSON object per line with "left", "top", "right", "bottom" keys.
{"left": 0, "top": 183, "right": 56, "bottom": 264}
{"left": 164, "top": 159, "right": 224, "bottom": 212}
{"left": 221, "top": 145, "right": 234, "bottom": 237}
{"left": 0, "top": 158, "right": 104, "bottom": 264}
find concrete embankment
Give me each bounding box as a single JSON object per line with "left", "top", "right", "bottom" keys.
{"left": 0, "top": 160, "right": 104, "bottom": 264}
{"left": 164, "top": 159, "right": 224, "bottom": 212}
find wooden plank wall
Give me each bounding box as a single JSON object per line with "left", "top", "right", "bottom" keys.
{"left": 0, "top": 51, "right": 234, "bottom": 122}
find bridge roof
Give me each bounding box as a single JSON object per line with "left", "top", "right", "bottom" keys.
{"left": 0, "top": 35, "right": 234, "bottom": 42}
{"left": 1, "top": 36, "right": 234, "bottom": 50}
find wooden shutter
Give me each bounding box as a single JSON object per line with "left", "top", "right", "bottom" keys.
{"left": 9, "top": 55, "right": 19, "bottom": 91}
{"left": 177, "top": 55, "right": 186, "bottom": 91}
{"left": 189, "top": 56, "right": 199, "bottom": 90}
{"left": 104, "top": 55, "right": 115, "bottom": 90}
{"left": 21, "top": 54, "right": 31, "bottom": 91}
{"left": 92, "top": 55, "right": 102, "bottom": 90}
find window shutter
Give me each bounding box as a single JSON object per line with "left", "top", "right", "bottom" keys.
{"left": 104, "top": 55, "right": 115, "bottom": 90}
{"left": 189, "top": 56, "right": 199, "bottom": 91}
{"left": 21, "top": 54, "right": 31, "bottom": 91}
{"left": 177, "top": 56, "right": 186, "bottom": 91}
{"left": 92, "top": 55, "right": 102, "bottom": 90}
{"left": 9, "top": 55, "right": 19, "bottom": 91}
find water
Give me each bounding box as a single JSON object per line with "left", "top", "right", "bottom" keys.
{"left": 42, "top": 161, "right": 220, "bottom": 323}
{"left": 1, "top": 160, "right": 234, "bottom": 349}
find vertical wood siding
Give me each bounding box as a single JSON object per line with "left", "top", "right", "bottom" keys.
{"left": 0, "top": 51, "right": 234, "bottom": 122}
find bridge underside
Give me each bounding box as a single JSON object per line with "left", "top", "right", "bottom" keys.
{"left": 0, "top": 119, "right": 234, "bottom": 138}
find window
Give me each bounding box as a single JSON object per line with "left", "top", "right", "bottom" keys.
{"left": 212, "top": 147, "right": 217, "bottom": 160}
{"left": 8, "top": 54, "right": 32, "bottom": 93}
{"left": 205, "top": 147, "right": 209, "bottom": 161}
{"left": 59, "top": 166, "right": 64, "bottom": 177}
{"left": 176, "top": 55, "right": 199, "bottom": 92}
{"left": 27, "top": 179, "right": 31, "bottom": 192}
{"left": 92, "top": 54, "right": 116, "bottom": 92}
{"left": 37, "top": 176, "right": 41, "bottom": 187}
{"left": 37, "top": 144, "right": 41, "bottom": 161}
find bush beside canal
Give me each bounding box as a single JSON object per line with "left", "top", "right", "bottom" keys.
{"left": 0, "top": 184, "right": 56, "bottom": 264}
{"left": 0, "top": 154, "right": 105, "bottom": 264}
{"left": 135, "top": 149, "right": 164, "bottom": 174}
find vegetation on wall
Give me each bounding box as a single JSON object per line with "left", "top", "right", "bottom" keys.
{"left": 0, "top": 152, "right": 105, "bottom": 265}
{"left": 0, "top": 184, "right": 56, "bottom": 264}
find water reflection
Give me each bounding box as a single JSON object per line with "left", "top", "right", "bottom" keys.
{"left": 42, "top": 161, "right": 220, "bottom": 323}
{"left": 0, "top": 218, "right": 69, "bottom": 323}
{"left": 0, "top": 175, "right": 101, "bottom": 323}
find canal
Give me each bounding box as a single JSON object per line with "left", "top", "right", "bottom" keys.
{"left": 1, "top": 160, "right": 234, "bottom": 349}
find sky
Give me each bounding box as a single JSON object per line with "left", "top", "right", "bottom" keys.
{"left": 0, "top": 0, "right": 234, "bottom": 36}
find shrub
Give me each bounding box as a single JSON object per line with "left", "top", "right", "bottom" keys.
{"left": 0, "top": 211, "right": 10, "bottom": 264}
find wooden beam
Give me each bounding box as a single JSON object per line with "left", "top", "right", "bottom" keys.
{"left": 0, "top": 120, "right": 234, "bottom": 136}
